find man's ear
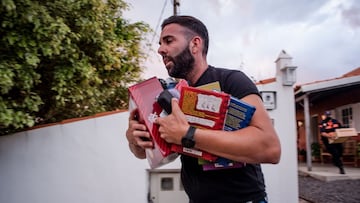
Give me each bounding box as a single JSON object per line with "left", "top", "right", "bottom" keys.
{"left": 190, "top": 36, "right": 202, "bottom": 54}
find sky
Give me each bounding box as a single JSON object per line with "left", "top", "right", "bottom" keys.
{"left": 123, "top": 0, "right": 360, "bottom": 85}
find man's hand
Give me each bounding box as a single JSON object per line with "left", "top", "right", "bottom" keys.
{"left": 155, "top": 98, "right": 189, "bottom": 145}
{"left": 126, "top": 109, "right": 153, "bottom": 159}
{"left": 328, "top": 132, "right": 338, "bottom": 140}
{"left": 322, "top": 132, "right": 337, "bottom": 140}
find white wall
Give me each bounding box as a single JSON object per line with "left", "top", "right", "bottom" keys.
{"left": 0, "top": 112, "right": 150, "bottom": 203}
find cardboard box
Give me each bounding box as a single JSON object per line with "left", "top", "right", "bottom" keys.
{"left": 202, "top": 158, "right": 246, "bottom": 171}
{"left": 329, "top": 128, "right": 358, "bottom": 144}
{"left": 200, "top": 95, "right": 256, "bottom": 171}
{"left": 128, "top": 77, "right": 178, "bottom": 168}
{"left": 177, "top": 81, "right": 256, "bottom": 170}
{"left": 224, "top": 96, "right": 256, "bottom": 131}
{"left": 171, "top": 86, "right": 230, "bottom": 161}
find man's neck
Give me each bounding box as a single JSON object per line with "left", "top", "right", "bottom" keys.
{"left": 187, "top": 60, "right": 208, "bottom": 86}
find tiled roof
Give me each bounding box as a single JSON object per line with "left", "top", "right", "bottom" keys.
{"left": 27, "top": 109, "right": 127, "bottom": 131}
{"left": 295, "top": 67, "right": 360, "bottom": 91}
{"left": 256, "top": 77, "right": 276, "bottom": 85}
{"left": 343, "top": 67, "right": 360, "bottom": 77}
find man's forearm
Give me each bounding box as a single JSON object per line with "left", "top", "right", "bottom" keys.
{"left": 321, "top": 132, "right": 335, "bottom": 138}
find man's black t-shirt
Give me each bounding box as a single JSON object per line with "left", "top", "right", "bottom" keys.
{"left": 181, "top": 66, "right": 266, "bottom": 202}
{"left": 319, "top": 117, "right": 341, "bottom": 146}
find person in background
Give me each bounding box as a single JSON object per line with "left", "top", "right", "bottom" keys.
{"left": 126, "top": 15, "right": 281, "bottom": 203}
{"left": 319, "top": 111, "right": 345, "bottom": 174}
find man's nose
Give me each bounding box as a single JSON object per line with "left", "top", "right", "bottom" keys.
{"left": 158, "top": 44, "right": 166, "bottom": 56}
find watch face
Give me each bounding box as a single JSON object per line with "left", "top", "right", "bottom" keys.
{"left": 181, "top": 137, "right": 195, "bottom": 148}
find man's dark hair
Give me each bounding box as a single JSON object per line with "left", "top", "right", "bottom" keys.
{"left": 161, "top": 15, "right": 209, "bottom": 56}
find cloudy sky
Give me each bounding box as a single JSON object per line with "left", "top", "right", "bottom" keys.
{"left": 124, "top": 0, "right": 360, "bottom": 84}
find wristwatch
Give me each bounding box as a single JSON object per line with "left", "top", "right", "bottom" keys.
{"left": 181, "top": 126, "right": 196, "bottom": 148}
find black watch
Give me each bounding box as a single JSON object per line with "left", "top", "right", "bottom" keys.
{"left": 181, "top": 126, "right": 196, "bottom": 148}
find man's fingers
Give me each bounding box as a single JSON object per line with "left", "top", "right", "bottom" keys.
{"left": 138, "top": 140, "right": 154, "bottom": 148}
{"left": 170, "top": 98, "right": 181, "bottom": 115}
{"left": 133, "top": 130, "right": 153, "bottom": 144}
{"left": 129, "top": 108, "right": 139, "bottom": 121}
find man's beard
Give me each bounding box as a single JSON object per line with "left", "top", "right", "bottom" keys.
{"left": 167, "top": 46, "right": 195, "bottom": 79}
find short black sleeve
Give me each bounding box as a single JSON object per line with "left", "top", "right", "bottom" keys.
{"left": 194, "top": 66, "right": 260, "bottom": 99}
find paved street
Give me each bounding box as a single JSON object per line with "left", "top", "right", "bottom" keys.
{"left": 298, "top": 162, "right": 360, "bottom": 203}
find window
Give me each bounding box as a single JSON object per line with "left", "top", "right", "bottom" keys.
{"left": 161, "top": 177, "right": 173, "bottom": 191}
{"left": 341, "top": 107, "right": 353, "bottom": 128}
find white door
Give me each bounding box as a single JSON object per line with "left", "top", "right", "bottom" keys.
{"left": 149, "top": 170, "right": 188, "bottom": 203}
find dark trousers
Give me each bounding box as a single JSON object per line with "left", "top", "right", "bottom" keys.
{"left": 325, "top": 143, "right": 344, "bottom": 168}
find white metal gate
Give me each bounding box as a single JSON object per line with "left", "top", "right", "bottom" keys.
{"left": 148, "top": 169, "right": 188, "bottom": 203}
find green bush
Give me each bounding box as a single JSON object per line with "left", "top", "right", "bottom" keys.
{"left": 311, "top": 142, "right": 320, "bottom": 157}
{"left": 0, "top": 0, "right": 150, "bottom": 135}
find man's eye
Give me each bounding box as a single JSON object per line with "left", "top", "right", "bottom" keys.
{"left": 165, "top": 38, "right": 173, "bottom": 44}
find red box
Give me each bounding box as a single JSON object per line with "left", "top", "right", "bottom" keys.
{"left": 128, "top": 77, "right": 178, "bottom": 168}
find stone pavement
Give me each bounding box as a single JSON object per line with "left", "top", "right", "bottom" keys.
{"left": 298, "top": 162, "right": 360, "bottom": 202}
{"left": 298, "top": 162, "right": 360, "bottom": 182}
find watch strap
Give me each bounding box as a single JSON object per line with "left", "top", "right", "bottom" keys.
{"left": 185, "top": 126, "right": 196, "bottom": 140}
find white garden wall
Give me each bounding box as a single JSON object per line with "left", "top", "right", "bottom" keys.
{"left": 0, "top": 112, "right": 151, "bottom": 203}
